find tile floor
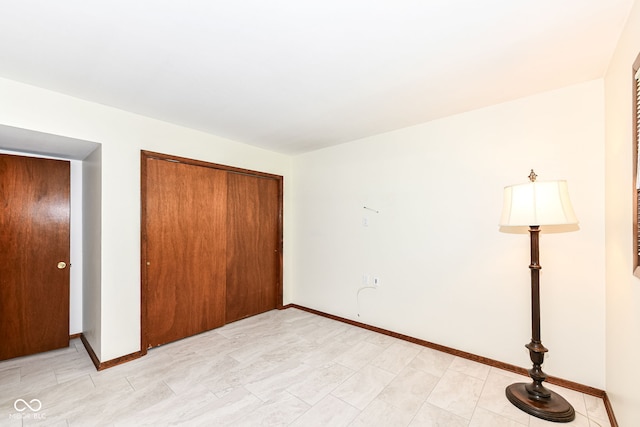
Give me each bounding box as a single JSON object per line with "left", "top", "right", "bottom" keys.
{"left": 0, "top": 308, "right": 611, "bottom": 426}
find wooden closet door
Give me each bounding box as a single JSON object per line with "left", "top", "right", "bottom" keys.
{"left": 225, "top": 173, "right": 280, "bottom": 323}
{"left": 0, "top": 154, "right": 70, "bottom": 360}
{"left": 145, "top": 158, "right": 227, "bottom": 348}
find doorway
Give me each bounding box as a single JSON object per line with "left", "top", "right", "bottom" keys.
{"left": 0, "top": 125, "right": 101, "bottom": 355}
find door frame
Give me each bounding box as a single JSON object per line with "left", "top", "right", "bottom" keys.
{"left": 140, "top": 150, "right": 284, "bottom": 353}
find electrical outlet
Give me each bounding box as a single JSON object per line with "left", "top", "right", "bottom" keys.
{"left": 362, "top": 275, "right": 370, "bottom": 285}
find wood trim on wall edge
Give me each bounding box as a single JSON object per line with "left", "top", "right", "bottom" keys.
{"left": 79, "top": 333, "right": 144, "bottom": 372}
{"left": 140, "top": 150, "right": 283, "bottom": 181}
{"left": 282, "top": 304, "right": 618, "bottom": 427}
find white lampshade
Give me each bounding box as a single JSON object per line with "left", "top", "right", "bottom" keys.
{"left": 499, "top": 180, "right": 578, "bottom": 226}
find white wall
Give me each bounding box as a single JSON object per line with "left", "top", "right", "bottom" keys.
{"left": 82, "top": 146, "right": 102, "bottom": 356}
{"left": 604, "top": 0, "right": 640, "bottom": 424}
{"left": 292, "top": 80, "right": 606, "bottom": 388}
{"left": 0, "top": 77, "right": 293, "bottom": 361}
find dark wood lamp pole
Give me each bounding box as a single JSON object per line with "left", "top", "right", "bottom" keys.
{"left": 504, "top": 225, "right": 575, "bottom": 422}
{"left": 501, "top": 170, "right": 577, "bottom": 423}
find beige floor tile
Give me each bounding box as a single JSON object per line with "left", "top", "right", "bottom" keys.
{"left": 363, "top": 331, "right": 398, "bottom": 349}
{"left": 331, "top": 364, "right": 395, "bottom": 410}
{"left": 528, "top": 411, "right": 591, "bottom": 426}
{"left": 230, "top": 393, "right": 310, "bottom": 426}
{"left": 244, "top": 361, "right": 312, "bottom": 401}
{"left": 351, "top": 398, "right": 415, "bottom": 427}
{"left": 294, "top": 320, "right": 350, "bottom": 345}
{"left": 286, "top": 362, "right": 353, "bottom": 405}
{"left": 476, "top": 369, "right": 530, "bottom": 424}
{"left": 62, "top": 378, "right": 138, "bottom": 425}
{"left": 427, "top": 369, "right": 485, "bottom": 419}
{"left": 584, "top": 394, "right": 611, "bottom": 427}
{"left": 299, "top": 340, "right": 350, "bottom": 368}
{"left": 72, "top": 379, "right": 175, "bottom": 425}
{"left": 0, "top": 369, "right": 58, "bottom": 405}
{"left": 333, "top": 341, "right": 384, "bottom": 371}
{"left": 0, "top": 309, "right": 613, "bottom": 427}
{"left": 409, "top": 401, "right": 468, "bottom": 426}
{"left": 177, "top": 386, "right": 263, "bottom": 426}
{"left": 408, "top": 347, "right": 455, "bottom": 377}
{"left": 332, "top": 324, "right": 380, "bottom": 345}
{"left": 469, "top": 406, "right": 528, "bottom": 426}
{"left": 163, "top": 354, "right": 240, "bottom": 395}
{"left": 114, "top": 385, "right": 217, "bottom": 426}
{"left": 378, "top": 366, "right": 440, "bottom": 415}
{"left": 448, "top": 356, "right": 491, "bottom": 380}
{"left": 289, "top": 394, "right": 359, "bottom": 427}
{"left": 370, "top": 342, "right": 421, "bottom": 375}
{"left": 0, "top": 366, "right": 21, "bottom": 387}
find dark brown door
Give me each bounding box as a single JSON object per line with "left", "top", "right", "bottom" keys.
{"left": 145, "top": 158, "right": 227, "bottom": 348}
{"left": 0, "top": 154, "right": 70, "bottom": 360}
{"left": 225, "top": 172, "right": 280, "bottom": 323}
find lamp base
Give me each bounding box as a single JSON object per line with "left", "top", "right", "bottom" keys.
{"left": 506, "top": 383, "right": 575, "bottom": 423}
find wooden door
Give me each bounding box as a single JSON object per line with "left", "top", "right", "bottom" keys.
{"left": 142, "top": 151, "right": 283, "bottom": 349}
{"left": 144, "top": 157, "right": 227, "bottom": 348}
{"left": 225, "top": 172, "right": 280, "bottom": 323}
{"left": 0, "top": 154, "right": 70, "bottom": 360}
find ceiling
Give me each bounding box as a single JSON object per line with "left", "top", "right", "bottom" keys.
{"left": 0, "top": 1, "right": 634, "bottom": 155}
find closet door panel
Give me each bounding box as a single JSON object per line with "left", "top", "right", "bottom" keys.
{"left": 145, "top": 158, "right": 227, "bottom": 347}
{"left": 226, "top": 173, "right": 279, "bottom": 323}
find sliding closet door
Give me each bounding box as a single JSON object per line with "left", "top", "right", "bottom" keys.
{"left": 145, "top": 158, "right": 227, "bottom": 348}
{"left": 225, "top": 172, "right": 280, "bottom": 323}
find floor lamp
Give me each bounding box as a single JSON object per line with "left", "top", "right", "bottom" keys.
{"left": 499, "top": 170, "right": 578, "bottom": 423}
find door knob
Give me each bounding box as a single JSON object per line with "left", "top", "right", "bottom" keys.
{"left": 57, "top": 262, "right": 67, "bottom": 269}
